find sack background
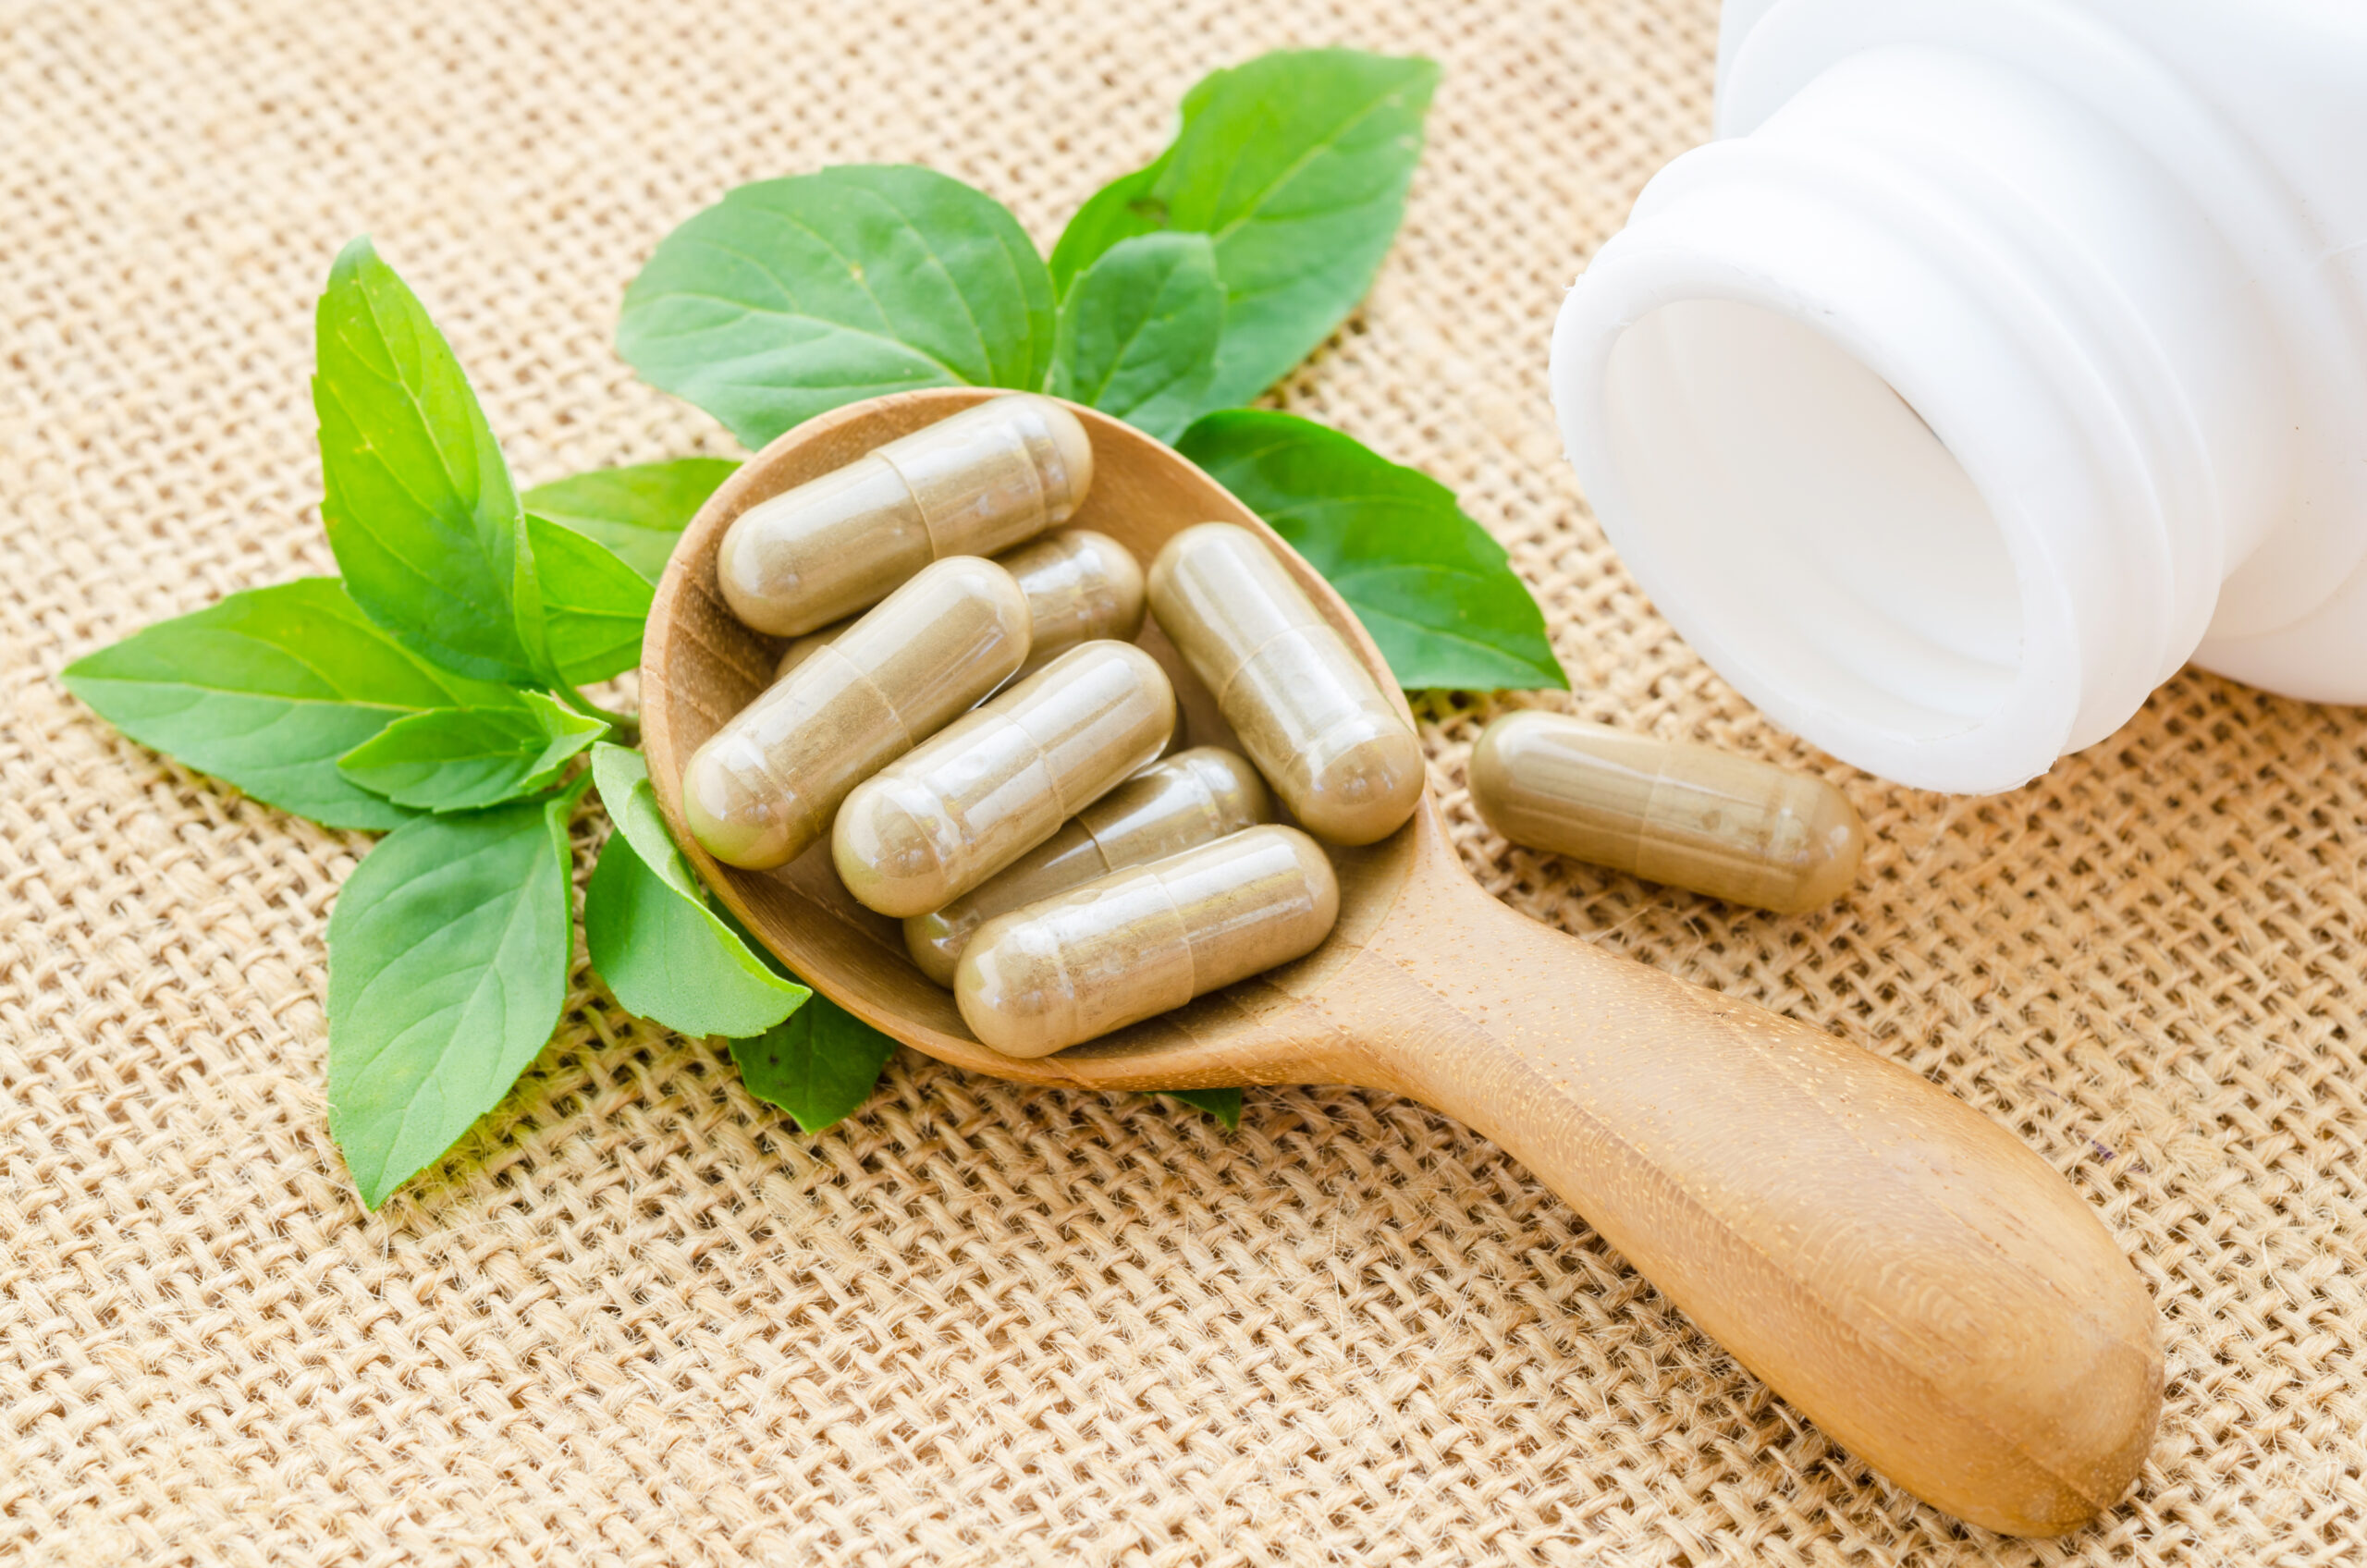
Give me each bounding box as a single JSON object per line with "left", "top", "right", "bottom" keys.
{"left": 6, "top": 0, "right": 2359, "bottom": 1562}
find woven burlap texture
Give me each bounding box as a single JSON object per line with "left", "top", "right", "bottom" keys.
{"left": 6, "top": 0, "right": 2361, "bottom": 1562}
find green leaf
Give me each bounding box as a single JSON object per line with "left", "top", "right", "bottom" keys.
{"left": 730, "top": 994, "right": 898, "bottom": 1134}
{"left": 337, "top": 691, "right": 606, "bottom": 812}
{"left": 585, "top": 836, "right": 810, "bottom": 1039}
{"left": 326, "top": 792, "right": 577, "bottom": 1209}
{"left": 619, "top": 166, "right": 1058, "bottom": 448}
{"left": 62, "top": 577, "right": 521, "bottom": 830}
{"left": 588, "top": 742, "right": 698, "bottom": 890}
{"left": 526, "top": 515, "right": 655, "bottom": 684}
{"left": 314, "top": 238, "right": 542, "bottom": 683}
{"left": 1048, "top": 164, "right": 1167, "bottom": 298}
{"left": 1178, "top": 410, "right": 1565, "bottom": 692}
{"left": 1049, "top": 50, "right": 1439, "bottom": 410}
{"left": 522, "top": 458, "right": 740, "bottom": 582}
{"left": 1051, "top": 233, "right": 1224, "bottom": 442}
{"left": 583, "top": 744, "right": 808, "bottom": 1038}
{"left": 1158, "top": 1087, "right": 1243, "bottom": 1129}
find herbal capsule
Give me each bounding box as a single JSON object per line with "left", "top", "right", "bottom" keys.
{"left": 833, "top": 641, "right": 1177, "bottom": 918}
{"left": 903, "top": 746, "right": 1269, "bottom": 986}
{"left": 1467, "top": 711, "right": 1865, "bottom": 913}
{"left": 776, "top": 528, "right": 1144, "bottom": 682}
{"left": 956, "top": 825, "right": 1339, "bottom": 1059}
{"left": 999, "top": 529, "right": 1146, "bottom": 675}
{"left": 718, "top": 393, "right": 1094, "bottom": 636}
{"left": 681, "top": 557, "right": 1031, "bottom": 870}
{"left": 1147, "top": 522, "right": 1424, "bottom": 846}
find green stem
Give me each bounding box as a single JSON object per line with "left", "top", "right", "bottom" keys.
{"left": 556, "top": 766, "right": 599, "bottom": 813}
{"left": 550, "top": 681, "right": 640, "bottom": 743}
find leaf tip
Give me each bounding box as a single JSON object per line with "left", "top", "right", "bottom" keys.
{"left": 1159, "top": 1086, "right": 1244, "bottom": 1129}
{"left": 328, "top": 234, "right": 381, "bottom": 289}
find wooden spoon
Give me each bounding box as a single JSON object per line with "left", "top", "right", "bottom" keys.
{"left": 641, "top": 388, "right": 2162, "bottom": 1537}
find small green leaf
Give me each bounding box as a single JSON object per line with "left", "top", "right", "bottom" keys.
{"left": 523, "top": 458, "right": 740, "bottom": 582}
{"left": 619, "top": 166, "right": 1058, "bottom": 448}
{"left": 1158, "top": 1087, "right": 1243, "bottom": 1129}
{"left": 583, "top": 744, "right": 809, "bottom": 1039}
{"left": 589, "top": 742, "right": 699, "bottom": 891}
{"left": 1051, "top": 232, "right": 1224, "bottom": 442}
{"left": 1049, "top": 50, "right": 1439, "bottom": 410}
{"left": 326, "top": 792, "right": 577, "bottom": 1209}
{"left": 526, "top": 515, "right": 655, "bottom": 684}
{"left": 62, "top": 577, "right": 521, "bottom": 829}
{"left": 1179, "top": 410, "right": 1565, "bottom": 692}
{"left": 730, "top": 994, "right": 898, "bottom": 1134}
{"left": 337, "top": 691, "right": 606, "bottom": 812}
{"left": 314, "top": 238, "right": 542, "bottom": 683}
{"left": 585, "top": 834, "right": 810, "bottom": 1039}
{"left": 1048, "top": 163, "right": 1167, "bottom": 298}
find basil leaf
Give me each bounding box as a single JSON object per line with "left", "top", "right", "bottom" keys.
{"left": 1051, "top": 232, "right": 1224, "bottom": 442}
{"left": 62, "top": 577, "right": 521, "bottom": 830}
{"left": 1158, "top": 1087, "right": 1243, "bottom": 1129}
{"left": 522, "top": 458, "right": 740, "bottom": 582}
{"left": 314, "top": 239, "right": 541, "bottom": 683}
{"left": 583, "top": 744, "right": 808, "bottom": 1038}
{"left": 584, "top": 836, "right": 810, "bottom": 1040}
{"left": 1050, "top": 50, "right": 1439, "bottom": 410}
{"left": 588, "top": 742, "right": 700, "bottom": 888}
{"left": 1047, "top": 164, "right": 1165, "bottom": 298}
{"left": 326, "top": 793, "right": 576, "bottom": 1209}
{"left": 1179, "top": 410, "right": 1565, "bottom": 692}
{"left": 526, "top": 515, "right": 654, "bottom": 685}
{"left": 619, "top": 165, "right": 1058, "bottom": 448}
{"left": 337, "top": 691, "right": 606, "bottom": 813}
{"left": 730, "top": 995, "right": 898, "bottom": 1134}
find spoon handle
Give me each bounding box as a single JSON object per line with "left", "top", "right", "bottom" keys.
{"left": 1331, "top": 873, "right": 2160, "bottom": 1536}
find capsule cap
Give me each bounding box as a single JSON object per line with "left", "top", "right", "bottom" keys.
{"left": 681, "top": 730, "right": 800, "bottom": 870}
{"left": 1002, "top": 529, "right": 1146, "bottom": 674}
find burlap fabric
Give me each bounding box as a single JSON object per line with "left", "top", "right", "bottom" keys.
{"left": 6, "top": 0, "right": 2361, "bottom": 1562}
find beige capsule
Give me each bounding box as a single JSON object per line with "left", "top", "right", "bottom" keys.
{"left": 999, "top": 530, "right": 1146, "bottom": 675}
{"left": 833, "top": 641, "right": 1177, "bottom": 918}
{"left": 775, "top": 529, "right": 1145, "bottom": 682}
{"left": 719, "top": 393, "right": 1094, "bottom": 636}
{"left": 956, "top": 825, "right": 1339, "bottom": 1059}
{"left": 903, "top": 746, "right": 1269, "bottom": 986}
{"left": 1468, "top": 711, "right": 1865, "bottom": 914}
{"left": 1147, "top": 522, "right": 1425, "bottom": 846}
{"left": 681, "top": 557, "right": 1032, "bottom": 870}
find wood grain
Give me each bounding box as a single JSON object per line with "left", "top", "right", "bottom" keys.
{"left": 640, "top": 388, "right": 2163, "bottom": 1536}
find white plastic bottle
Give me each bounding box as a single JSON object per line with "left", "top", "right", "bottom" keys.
{"left": 1550, "top": 0, "right": 2367, "bottom": 793}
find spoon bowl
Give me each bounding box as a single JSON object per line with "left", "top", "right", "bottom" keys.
{"left": 641, "top": 388, "right": 2162, "bottom": 1537}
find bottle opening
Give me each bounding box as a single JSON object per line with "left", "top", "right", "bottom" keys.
{"left": 1600, "top": 300, "right": 2022, "bottom": 742}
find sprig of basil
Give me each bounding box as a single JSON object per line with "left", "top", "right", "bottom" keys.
{"left": 618, "top": 166, "right": 1058, "bottom": 450}
{"left": 326, "top": 788, "right": 580, "bottom": 1209}
{"left": 1181, "top": 410, "right": 1567, "bottom": 692}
